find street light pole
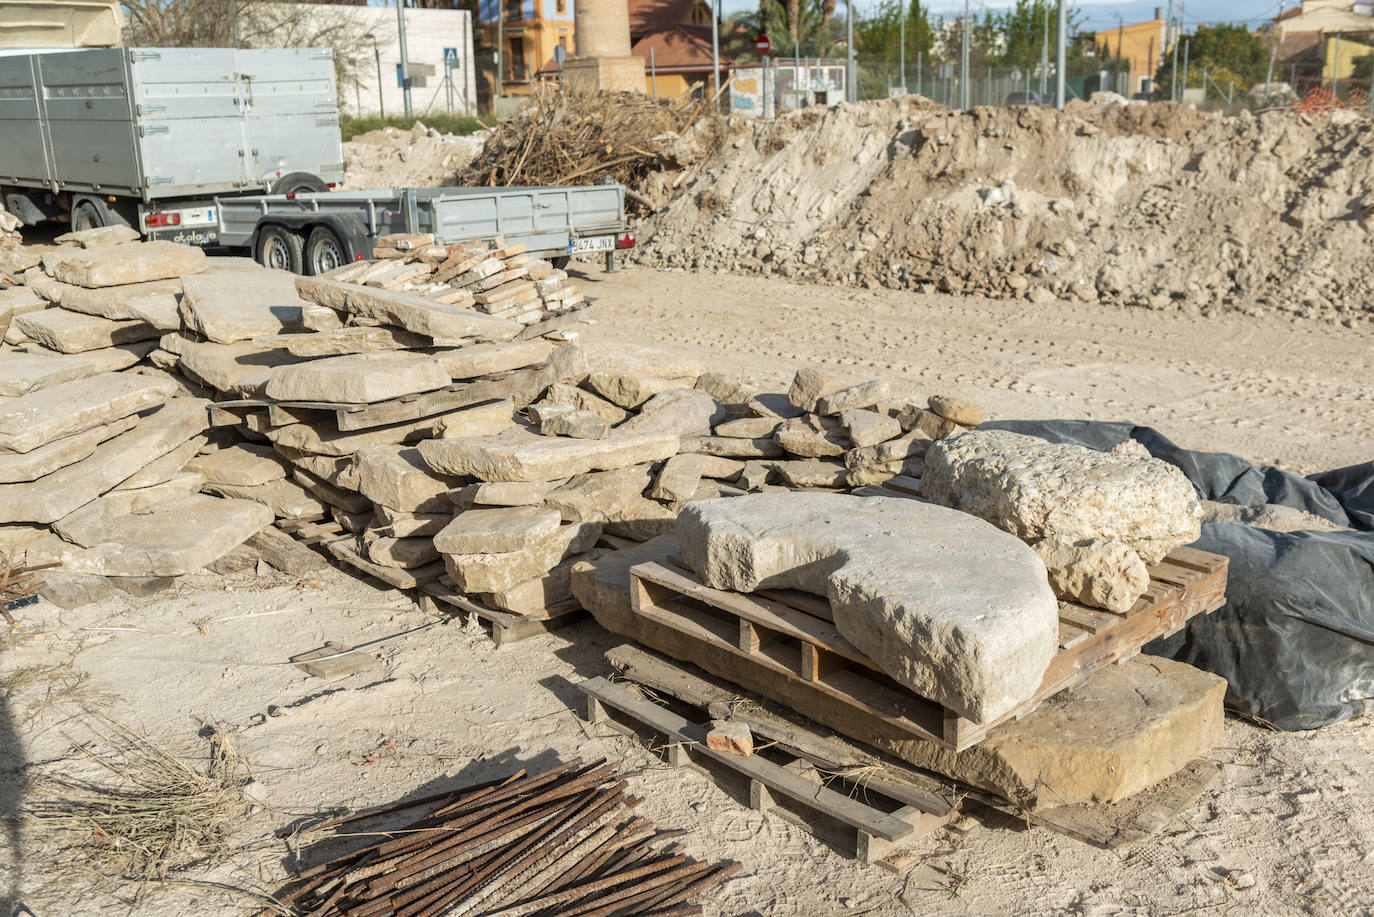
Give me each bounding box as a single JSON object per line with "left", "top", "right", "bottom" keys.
{"left": 960, "top": 0, "right": 969, "bottom": 109}
{"left": 396, "top": 0, "right": 412, "bottom": 118}
{"left": 899, "top": 5, "right": 905, "bottom": 92}
{"left": 847, "top": 0, "right": 856, "bottom": 102}
{"left": 711, "top": 0, "right": 720, "bottom": 109}
{"left": 366, "top": 33, "right": 384, "bottom": 117}
{"left": 1040, "top": 2, "right": 1048, "bottom": 99}
{"left": 1054, "top": 0, "right": 1065, "bottom": 109}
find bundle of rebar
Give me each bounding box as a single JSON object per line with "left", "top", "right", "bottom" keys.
{"left": 266, "top": 758, "right": 737, "bottom": 917}
{"left": 1, "top": 554, "right": 55, "bottom": 624}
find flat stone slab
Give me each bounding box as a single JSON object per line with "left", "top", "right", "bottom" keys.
{"left": 922, "top": 430, "right": 1203, "bottom": 565}
{"left": 586, "top": 371, "right": 680, "bottom": 410}
{"left": 14, "top": 308, "right": 159, "bottom": 353}
{"left": 434, "top": 505, "right": 564, "bottom": 555}
{"left": 366, "top": 536, "right": 439, "bottom": 569}
{"left": 434, "top": 340, "right": 553, "bottom": 378}
{"left": 55, "top": 224, "right": 141, "bottom": 248}
{"left": 0, "top": 350, "right": 131, "bottom": 397}
{"left": 354, "top": 445, "right": 463, "bottom": 513}
{"left": 201, "top": 478, "right": 326, "bottom": 520}
{"left": 419, "top": 426, "right": 680, "bottom": 483}
{"left": 295, "top": 276, "right": 521, "bottom": 342}
{"left": 0, "top": 372, "right": 177, "bottom": 454}
{"left": 585, "top": 343, "right": 709, "bottom": 384}
{"left": 442, "top": 520, "right": 601, "bottom": 593}
{"left": 0, "top": 398, "right": 209, "bottom": 524}
{"left": 57, "top": 277, "right": 183, "bottom": 320}
{"left": 184, "top": 443, "right": 289, "bottom": 486}
{"left": 176, "top": 339, "right": 309, "bottom": 395}
{"left": 616, "top": 388, "right": 723, "bottom": 437}
{"left": 42, "top": 493, "right": 271, "bottom": 576}
{"left": 265, "top": 351, "right": 449, "bottom": 404}
{"left": 180, "top": 271, "right": 305, "bottom": 343}
{"left": 254, "top": 326, "right": 429, "bottom": 357}
{"left": 545, "top": 466, "right": 655, "bottom": 523}
{"left": 50, "top": 240, "right": 207, "bottom": 288}
{"left": 541, "top": 383, "right": 629, "bottom": 424}
{"left": 677, "top": 492, "right": 1060, "bottom": 724}
{"left": 264, "top": 398, "right": 513, "bottom": 456}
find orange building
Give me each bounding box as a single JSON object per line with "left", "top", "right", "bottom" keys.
{"left": 1094, "top": 17, "right": 1167, "bottom": 96}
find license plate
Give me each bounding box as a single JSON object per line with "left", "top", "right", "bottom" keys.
{"left": 568, "top": 235, "right": 614, "bottom": 254}
{"left": 180, "top": 207, "right": 215, "bottom": 226}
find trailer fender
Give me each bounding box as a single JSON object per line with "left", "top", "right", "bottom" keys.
{"left": 249, "top": 213, "right": 369, "bottom": 268}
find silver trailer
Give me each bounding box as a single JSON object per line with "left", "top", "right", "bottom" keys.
{"left": 213, "top": 184, "right": 634, "bottom": 275}
{"left": 0, "top": 46, "right": 343, "bottom": 236}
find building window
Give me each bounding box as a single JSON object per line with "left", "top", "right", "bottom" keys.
{"left": 556, "top": 0, "right": 565, "bottom": 12}
{"left": 507, "top": 37, "right": 528, "bottom": 80}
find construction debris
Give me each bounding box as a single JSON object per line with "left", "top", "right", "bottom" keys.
{"left": 269, "top": 758, "right": 736, "bottom": 917}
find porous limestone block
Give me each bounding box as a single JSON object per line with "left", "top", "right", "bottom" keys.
{"left": 922, "top": 430, "right": 1203, "bottom": 565}
{"left": 677, "top": 492, "right": 1059, "bottom": 724}
{"left": 1033, "top": 535, "right": 1150, "bottom": 614}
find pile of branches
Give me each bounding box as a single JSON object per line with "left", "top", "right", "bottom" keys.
{"left": 268, "top": 757, "right": 736, "bottom": 916}
{"left": 461, "top": 86, "right": 704, "bottom": 195}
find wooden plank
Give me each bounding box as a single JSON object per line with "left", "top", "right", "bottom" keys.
{"left": 516, "top": 305, "right": 591, "bottom": 341}
{"left": 1056, "top": 603, "right": 1120, "bottom": 635}
{"left": 633, "top": 562, "right": 874, "bottom": 670}
{"left": 1163, "top": 546, "right": 1222, "bottom": 573}
{"left": 580, "top": 676, "right": 918, "bottom": 842}
{"left": 325, "top": 539, "right": 445, "bottom": 589}
{"left": 246, "top": 526, "right": 329, "bottom": 574}
{"left": 420, "top": 584, "right": 587, "bottom": 644}
{"left": 757, "top": 588, "right": 834, "bottom": 622}
{"left": 1057, "top": 620, "right": 1093, "bottom": 650}
{"left": 290, "top": 641, "right": 377, "bottom": 679}
{"left": 878, "top": 475, "right": 923, "bottom": 496}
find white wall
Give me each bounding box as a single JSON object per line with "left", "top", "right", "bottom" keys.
{"left": 251, "top": 4, "right": 478, "bottom": 118}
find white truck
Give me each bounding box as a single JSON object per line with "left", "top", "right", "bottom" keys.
{"left": 0, "top": 46, "right": 632, "bottom": 273}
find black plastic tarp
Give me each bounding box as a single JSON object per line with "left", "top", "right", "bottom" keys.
{"left": 983, "top": 419, "right": 1374, "bottom": 731}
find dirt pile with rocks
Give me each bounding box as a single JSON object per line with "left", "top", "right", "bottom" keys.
{"left": 632, "top": 97, "right": 1374, "bottom": 324}
{"left": 342, "top": 122, "right": 488, "bottom": 190}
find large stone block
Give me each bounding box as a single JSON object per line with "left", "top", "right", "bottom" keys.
{"left": 265, "top": 351, "right": 450, "bottom": 404}
{"left": 354, "top": 445, "right": 464, "bottom": 513}
{"left": 255, "top": 326, "right": 430, "bottom": 357}
{"left": 0, "top": 399, "right": 209, "bottom": 523}
{"left": 184, "top": 443, "right": 289, "bottom": 487}
{"left": 922, "top": 430, "right": 1203, "bottom": 565}
{"left": 50, "top": 240, "right": 207, "bottom": 288}
{"left": 0, "top": 372, "right": 177, "bottom": 454}
{"left": 584, "top": 342, "right": 709, "bottom": 385}
{"left": 441, "top": 520, "right": 601, "bottom": 593}
{"left": 433, "top": 505, "right": 563, "bottom": 554}
{"left": 433, "top": 340, "right": 553, "bottom": 379}
{"left": 677, "top": 493, "right": 1059, "bottom": 724}
{"left": 266, "top": 399, "right": 512, "bottom": 456}
{"left": 175, "top": 339, "right": 308, "bottom": 395}
{"left": 0, "top": 351, "right": 111, "bottom": 397}
{"left": 295, "top": 276, "right": 521, "bottom": 341}
{"left": 615, "top": 388, "right": 723, "bottom": 437}
{"left": 0, "top": 416, "right": 138, "bottom": 483}
{"left": 1033, "top": 535, "right": 1150, "bottom": 614}
{"left": 544, "top": 465, "right": 654, "bottom": 523}
{"left": 418, "top": 426, "right": 679, "bottom": 483}
{"left": 57, "top": 277, "right": 182, "bottom": 320}
{"left": 180, "top": 271, "right": 305, "bottom": 343}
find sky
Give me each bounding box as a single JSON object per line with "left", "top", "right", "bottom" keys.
{"left": 719, "top": 0, "right": 1290, "bottom": 29}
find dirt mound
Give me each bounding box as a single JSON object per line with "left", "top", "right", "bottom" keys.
{"left": 342, "top": 122, "right": 488, "bottom": 190}
{"left": 633, "top": 97, "right": 1374, "bottom": 323}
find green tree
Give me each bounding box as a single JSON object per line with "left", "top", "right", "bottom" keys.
{"left": 855, "top": 0, "right": 936, "bottom": 69}
{"left": 728, "top": 0, "right": 845, "bottom": 59}
{"left": 1155, "top": 23, "right": 1269, "bottom": 99}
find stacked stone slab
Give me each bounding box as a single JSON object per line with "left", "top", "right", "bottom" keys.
{"left": 323, "top": 233, "right": 586, "bottom": 327}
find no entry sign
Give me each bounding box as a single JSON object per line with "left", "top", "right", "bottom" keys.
{"left": 755, "top": 34, "right": 771, "bottom": 55}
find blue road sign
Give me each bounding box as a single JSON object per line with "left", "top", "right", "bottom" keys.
{"left": 443, "top": 47, "right": 458, "bottom": 61}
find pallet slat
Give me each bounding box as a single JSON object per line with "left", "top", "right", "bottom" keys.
{"left": 627, "top": 548, "right": 1228, "bottom": 752}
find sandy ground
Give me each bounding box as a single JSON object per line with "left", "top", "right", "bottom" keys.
{"left": 3, "top": 264, "right": 1372, "bottom": 916}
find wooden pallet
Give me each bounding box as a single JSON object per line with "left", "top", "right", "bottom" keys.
{"left": 627, "top": 546, "right": 1227, "bottom": 752}
{"left": 324, "top": 538, "right": 446, "bottom": 590}
{"left": 417, "top": 583, "right": 587, "bottom": 645}
{"left": 580, "top": 674, "right": 960, "bottom": 870}
{"left": 598, "top": 643, "right": 1221, "bottom": 854}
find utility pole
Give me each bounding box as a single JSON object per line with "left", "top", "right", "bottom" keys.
{"left": 496, "top": 0, "right": 504, "bottom": 104}
{"left": 711, "top": 0, "right": 720, "bottom": 109}
{"left": 1331, "top": 33, "right": 1340, "bottom": 95}
{"left": 847, "top": 0, "right": 856, "bottom": 102}
{"left": 366, "top": 33, "right": 384, "bottom": 116}
{"left": 1055, "top": 0, "right": 1065, "bottom": 108}
{"left": 1116, "top": 14, "right": 1124, "bottom": 95}
{"left": 1182, "top": 37, "right": 1189, "bottom": 99}
{"left": 1264, "top": 3, "right": 1281, "bottom": 98}
{"left": 1040, "top": 1, "right": 1048, "bottom": 99}
{"left": 396, "top": 0, "right": 412, "bottom": 118}
{"left": 1164, "top": 0, "right": 1174, "bottom": 98}
{"left": 899, "top": 5, "right": 905, "bottom": 92}
{"left": 1170, "top": 18, "right": 1180, "bottom": 99}
{"left": 960, "top": 0, "right": 969, "bottom": 109}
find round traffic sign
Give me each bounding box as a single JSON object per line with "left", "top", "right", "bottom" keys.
{"left": 755, "top": 34, "right": 771, "bottom": 55}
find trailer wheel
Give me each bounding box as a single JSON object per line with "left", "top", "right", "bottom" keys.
{"left": 304, "top": 226, "right": 347, "bottom": 276}
{"left": 256, "top": 225, "right": 304, "bottom": 273}
{"left": 71, "top": 202, "right": 102, "bottom": 232}
{"left": 271, "top": 172, "right": 329, "bottom": 195}
{"left": 551, "top": 255, "right": 571, "bottom": 271}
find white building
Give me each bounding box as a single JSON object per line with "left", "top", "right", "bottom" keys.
{"left": 248, "top": 3, "right": 478, "bottom": 117}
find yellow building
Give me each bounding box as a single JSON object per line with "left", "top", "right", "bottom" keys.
{"left": 477, "top": 0, "right": 574, "bottom": 97}
{"left": 1094, "top": 18, "right": 1167, "bottom": 96}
